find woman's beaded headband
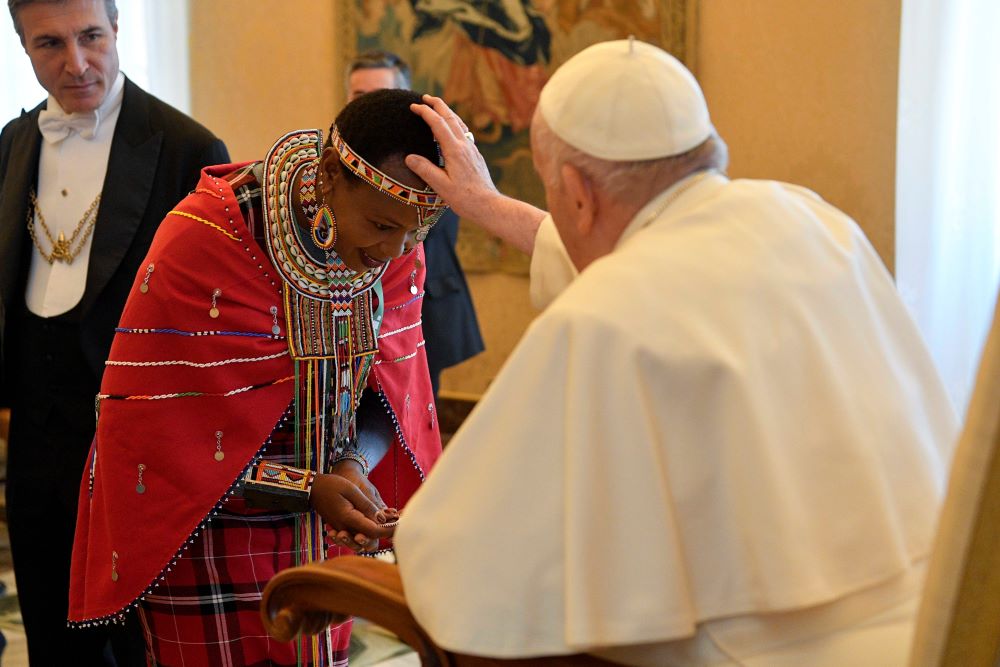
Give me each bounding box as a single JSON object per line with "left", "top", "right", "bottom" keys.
{"left": 330, "top": 124, "right": 447, "bottom": 233}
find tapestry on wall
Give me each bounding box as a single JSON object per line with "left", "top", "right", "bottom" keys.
{"left": 339, "top": 1, "right": 695, "bottom": 275}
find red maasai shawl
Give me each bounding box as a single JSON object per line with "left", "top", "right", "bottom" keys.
{"left": 68, "top": 163, "right": 441, "bottom": 641}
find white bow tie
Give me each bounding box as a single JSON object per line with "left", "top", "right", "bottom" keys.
{"left": 38, "top": 108, "right": 100, "bottom": 143}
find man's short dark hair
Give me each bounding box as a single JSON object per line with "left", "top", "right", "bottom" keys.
{"left": 9, "top": 0, "right": 119, "bottom": 42}
{"left": 347, "top": 49, "right": 411, "bottom": 90}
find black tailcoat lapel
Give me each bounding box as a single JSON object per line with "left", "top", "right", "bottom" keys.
{"left": 78, "top": 78, "right": 161, "bottom": 316}
{"left": 0, "top": 104, "right": 43, "bottom": 310}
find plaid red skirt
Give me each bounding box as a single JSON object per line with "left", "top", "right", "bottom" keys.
{"left": 136, "top": 413, "right": 352, "bottom": 666}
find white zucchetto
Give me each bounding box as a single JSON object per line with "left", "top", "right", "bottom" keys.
{"left": 538, "top": 38, "right": 714, "bottom": 161}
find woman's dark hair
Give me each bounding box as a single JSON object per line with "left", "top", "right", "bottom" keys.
{"left": 330, "top": 89, "right": 438, "bottom": 179}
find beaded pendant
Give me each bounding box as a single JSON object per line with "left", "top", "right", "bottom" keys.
{"left": 311, "top": 205, "right": 337, "bottom": 249}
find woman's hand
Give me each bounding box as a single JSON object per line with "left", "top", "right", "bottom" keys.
{"left": 310, "top": 472, "right": 395, "bottom": 552}
{"left": 331, "top": 458, "right": 385, "bottom": 510}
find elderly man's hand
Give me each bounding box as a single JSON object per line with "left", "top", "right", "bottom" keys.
{"left": 407, "top": 94, "right": 548, "bottom": 255}
{"left": 310, "top": 473, "right": 396, "bottom": 553}
{"left": 406, "top": 94, "right": 500, "bottom": 221}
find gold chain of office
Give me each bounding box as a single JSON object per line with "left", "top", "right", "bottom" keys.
{"left": 26, "top": 188, "right": 101, "bottom": 264}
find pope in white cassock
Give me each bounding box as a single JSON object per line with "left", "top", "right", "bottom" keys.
{"left": 394, "top": 39, "right": 959, "bottom": 666}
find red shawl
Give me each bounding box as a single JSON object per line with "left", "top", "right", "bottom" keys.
{"left": 69, "top": 164, "right": 441, "bottom": 623}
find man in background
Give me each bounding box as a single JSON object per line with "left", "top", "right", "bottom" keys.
{"left": 0, "top": 0, "right": 228, "bottom": 662}
{"left": 348, "top": 50, "right": 483, "bottom": 397}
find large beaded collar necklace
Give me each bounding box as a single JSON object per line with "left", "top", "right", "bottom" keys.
{"left": 262, "top": 128, "right": 386, "bottom": 307}
{"left": 262, "top": 128, "right": 384, "bottom": 456}
{"left": 329, "top": 124, "right": 448, "bottom": 240}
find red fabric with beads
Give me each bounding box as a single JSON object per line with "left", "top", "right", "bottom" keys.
{"left": 369, "top": 242, "right": 442, "bottom": 509}
{"left": 69, "top": 163, "right": 441, "bottom": 626}
{"left": 136, "top": 419, "right": 353, "bottom": 666}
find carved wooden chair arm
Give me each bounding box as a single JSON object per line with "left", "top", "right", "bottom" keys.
{"left": 261, "top": 555, "right": 616, "bottom": 666}
{"left": 261, "top": 555, "right": 450, "bottom": 665}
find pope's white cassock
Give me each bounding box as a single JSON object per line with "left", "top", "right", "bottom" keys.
{"left": 393, "top": 171, "right": 958, "bottom": 666}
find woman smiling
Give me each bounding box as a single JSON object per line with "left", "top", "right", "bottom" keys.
{"left": 68, "top": 89, "right": 446, "bottom": 666}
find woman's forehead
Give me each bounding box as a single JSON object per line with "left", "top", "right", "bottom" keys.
{"left": 347, "top": 179, "right": 424, "bottom": 229}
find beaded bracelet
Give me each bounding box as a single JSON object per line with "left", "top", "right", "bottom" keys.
{"left": 332, "top": 451, "right": 370, "bottom": 477}
{"left": 242, "top": 461, "right": 316, "bottom": 513}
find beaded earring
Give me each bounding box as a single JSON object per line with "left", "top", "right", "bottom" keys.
{"left": 409, "top": 256, "right": 421, "bottom": 295}
{"left": 311, "top": 204, "right": 337, "bottom": 250}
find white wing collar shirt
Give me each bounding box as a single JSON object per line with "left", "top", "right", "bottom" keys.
{"left": 27, "top": 71, "right": 125, "bottom": 317}
{"left": 394, "top": 172, "right": 959, "bottom": 663}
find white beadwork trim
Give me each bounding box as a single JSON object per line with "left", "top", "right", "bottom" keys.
{"left": 373, "top": 340, "right": 425, "bottom": 365}
{"left": 106, "top": 351, "right": 289, "bottom": 368}
{"left": 378, "top": 319, "right": 422, "bottom": 339}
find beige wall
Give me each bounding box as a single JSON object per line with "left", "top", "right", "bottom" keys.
{"left": 189, "top": 1, "right": 342, "bottom": 162}
{"left": 439, "top": 273, "right": 535, "bottom": 397}
{"left": 697, "top": 0, "right": 901, "bottom": 270}
{"left": 188, "top": 0, "right": 902, "bottom": 398}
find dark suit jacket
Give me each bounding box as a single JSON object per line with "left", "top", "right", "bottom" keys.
{"left": 0, "top": 77, "right": 229, "bottom": 405}
{"left": 422, "top": 210, "right": 484, "bottom": 381}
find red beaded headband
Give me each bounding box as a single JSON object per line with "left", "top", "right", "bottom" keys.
{"left": 330, "top": 124, "right": 447, "bottom": 232}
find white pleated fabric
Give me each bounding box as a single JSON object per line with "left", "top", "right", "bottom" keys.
{"left": 394, "top": 173, "right": 957, "bottom": 661}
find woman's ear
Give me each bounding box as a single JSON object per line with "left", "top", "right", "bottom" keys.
{"left": 560, "top": 162, "right": 597, "bottom": 237}
{"left": 319, "top": 146, "right": 342, "bottom": 193}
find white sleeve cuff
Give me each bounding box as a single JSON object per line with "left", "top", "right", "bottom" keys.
{"left": 529, "top": 214, "right": 577, "bottom": 310}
